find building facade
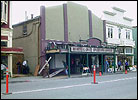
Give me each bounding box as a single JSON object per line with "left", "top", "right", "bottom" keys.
{"left": 1, "top": 1, "right": 23, "bottom": 77}
{"left": 12, "top": 2, "right": 116, "bottom": 76}
{"left": 102, "top": 7, "right": 135, "bottom": 68}
{"left": 132, "top": 26, "right": 137, "bottom": 65}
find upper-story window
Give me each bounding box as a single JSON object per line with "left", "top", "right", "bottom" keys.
{"left": 23, "top": 24, "right": 27, "bottom": 35}
{"left": 107, "top": 27, "right": 113, "bottom": 38}
{"left": 1, "top": 1, "right": 8, "bottom": 24}
{"left": 118, "top": 28, "right": 121, "bottom": 39}
{"left": 126, "top": 29, "right": 130, "bottom": 39}
{"left": 1, "top": 41, "right": 7, "bottom": 47}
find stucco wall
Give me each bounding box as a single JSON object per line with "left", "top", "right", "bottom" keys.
{"left": 12, "top": 18, "right": 40, "bottom": 74}
{"left": 67, "top": 2, "right": 89, "bottom": 42}
{"left": 45, "top": 5, "right": 64, "bottom": 41}
{"left": 92, "top": 13, "right": 104, "bottom": 42}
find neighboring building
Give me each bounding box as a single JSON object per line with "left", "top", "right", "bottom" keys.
{"left": 132, "top": 26, "right": 137, "bottom": 65}
{"left": 102, "top": 7, "right": 135, "bottom": 66}
{"left": 12, "top": 2, "right": 115, "bottom": 76}
{"left": 1, "top": 1, "right": 23, "bottom": 77}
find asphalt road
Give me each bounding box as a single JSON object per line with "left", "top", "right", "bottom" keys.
{"left": 1, "top": 72, "right": 137, "bottom": 99}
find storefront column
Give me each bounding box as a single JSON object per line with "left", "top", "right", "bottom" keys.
{"left": 68, "top": 53, "right": 70, "bottom": 77}
{"left": 8, "top": 54, "right": 13, "bottom": 77}
{"left": 101, "top": 54, "right": 103, "bottom": 74}
{"left": 86, "top": 54, "right": 89, "bottom": 67}
{"left": 132, "top": 56, "right": 134, "bottom": 65}
{"left": 114, "top": 49, "right": 116, "bottom": 73}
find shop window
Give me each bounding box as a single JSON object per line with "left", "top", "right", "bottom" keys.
{"left": 126, "top": 47, "right": 132, "bottom": 53}
{"left": 117, "top": 47, "right": 124, "bottom": 53}
{"left": 1, "top": 41, "right": 7, "bottom": 47}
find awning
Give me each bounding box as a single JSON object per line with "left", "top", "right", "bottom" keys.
{"left": 1, "top": 47, "right": 23, "bottom": 54}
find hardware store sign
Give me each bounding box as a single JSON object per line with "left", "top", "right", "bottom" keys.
{"left": 71, "top": 46, "right": 114, "bottom": 53}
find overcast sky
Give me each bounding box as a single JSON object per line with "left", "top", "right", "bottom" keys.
{"left": 11, "top": 1, "right": 137, "bottom": 26}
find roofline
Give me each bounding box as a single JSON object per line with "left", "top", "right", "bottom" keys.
{"left": 12, "top": 16, "right": 40, "bottom": 27}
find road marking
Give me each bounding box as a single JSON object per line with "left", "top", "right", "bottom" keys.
{"left": 3, "top": 77, "right": 137, "bottom": 95}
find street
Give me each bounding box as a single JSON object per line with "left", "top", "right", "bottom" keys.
{"left": 1, "top": 72, "right": 137, "bottom": 99}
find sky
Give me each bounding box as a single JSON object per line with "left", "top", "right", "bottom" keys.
{"left": 11, "top": 1, "right": 137, "bottom": 26}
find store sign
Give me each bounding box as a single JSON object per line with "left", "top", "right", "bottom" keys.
{"left": 71, "top": 46, "right": 114, "bottom": 53}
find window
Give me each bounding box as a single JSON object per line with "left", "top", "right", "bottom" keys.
{"left": 1, "top": 2, "right": 2, "bottom": 19}
{"left": 1, "top": 41, "right": 7, "bottom": 47}
{"left": 1, "top": 1, "right": 8, "bottom": 24}
{"left": 126, "top": 47, "right": 132, "bottom": 53}
{"left": 118, "top": 47, "right": 124, "bottom": 53}
{"left": 107, "top": 27, "right": 113, "bottom": 38}
{"left": 23, "top": 24, "right": 27, "bottom": 35}
{"left": 126, "top": 30, "right": 130, "bottom": 39}
{"left": 118, "top": 28, "right": 121, "bottom": 39}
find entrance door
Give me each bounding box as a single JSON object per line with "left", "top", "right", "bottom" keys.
{"left": 90, "top": 55, "right": 100, "bottom": 73}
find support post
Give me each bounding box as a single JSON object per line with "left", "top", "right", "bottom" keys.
{"left": 114, "top": 48, "right": 116, "bottom": 73}
{"left": 101, "top": 54, "right": 103, "bottom": 74}
{"left": 87, "top": 54, "right": 89, "bottom": 67}
{"left": 68, "top": 53, "right": 70, "bottom": 78}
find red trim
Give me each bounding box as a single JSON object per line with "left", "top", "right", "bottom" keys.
{"left": 1, "top": 47, "right": 23, "bottom": 52}
{"left": 1, "top": 36, "right": 8, "bottom": 40}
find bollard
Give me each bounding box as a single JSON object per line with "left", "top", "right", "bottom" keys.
{"left": 99, "top": 71, "right": 102, "bottom": 76}
{"left": 125, "top": 70, "right": 127, "bottom": 74}
{"left": 2, "top": 67, "right": 12, "bottom": 95}
{"left": 6, "top": 67, "right": 9, "bottom": 94}
{"left": 91, "top": 65, "right": 98, "bottom": 84}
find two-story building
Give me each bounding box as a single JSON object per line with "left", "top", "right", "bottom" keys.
{"left": 132, "top": 26, "right": 137, "bottom": 66}
{"left": 12, "top": 2, "right": 116, "bottom": 77}
{"left": 102, "top": 7, "right": 135, "bottom": 67}
{"left": 1, "top": 1, "right": 23, "bottom": 77}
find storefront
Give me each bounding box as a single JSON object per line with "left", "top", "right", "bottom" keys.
{"left": 46, "top": 42, "right": 115, "bottom": 77}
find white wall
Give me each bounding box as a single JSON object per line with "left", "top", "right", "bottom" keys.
{"left": 50, "top": 54, "right": 66, "bottom": 69}
{"left": 55, "top": 54, "right": 66, "bottom": 68}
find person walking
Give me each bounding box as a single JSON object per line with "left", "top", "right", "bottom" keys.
{"left": 43, "top": 61, "right": 50, "bottom": 78}
{"left": 105, "top": 59, "right": 109, "bottom": 73}
{"left": 117, "top": 61, "right": 121, "bottom": 71}
{"left": 62, "top": 61, "right": 68, "bottom": 75}
{"left": 125, "top": 60, "right": 129, "bottom": 71}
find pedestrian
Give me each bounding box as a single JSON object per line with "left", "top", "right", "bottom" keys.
{"left": 22, "top": 60, "right": 29, "bottom": 74}
{"left": 62, "top": 61, "right": 68, "bottom": 75}
{"left": 117, "top": 61, "right": 121, "bottom": 71}
{"left": 105, "top": 59, "right": 109, "bottom": 73}
{"left": 125, "top": 60, "right": 129, "bottom": 71}
{"left": 16, "top": 60, "right": 22, "bottom": 74}
{"left": 44, "top": 61, "right": 50, "bottom": 78}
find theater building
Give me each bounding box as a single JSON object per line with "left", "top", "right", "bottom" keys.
{"left": 12, "top": 2, "right": 116, "bottom": 76}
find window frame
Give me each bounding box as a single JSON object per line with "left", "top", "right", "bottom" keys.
{"left": 126, "top": 29, "right": 130, "bottom": 39}
{"left": 1, "top": 1, "right": 8, "bottom": 24}
{"left": 107, "top": 26, "right": 113, "bottom": 38}
{"left": 118, "top": 28, "right": 121, "bottom": 39}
